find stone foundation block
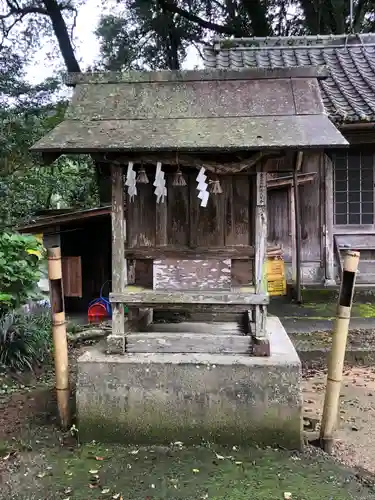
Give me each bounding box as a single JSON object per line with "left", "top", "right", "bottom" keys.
{"left": 77, "top": 317, "right": 302, "bottom": 449}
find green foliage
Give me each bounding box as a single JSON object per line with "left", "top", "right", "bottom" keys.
{"left": 97, "top": 0, "right": 375, "bottom": 72}
{"left": 97, "top": 0, "right": 204, "bottom": 71}
{"left": 0, "top": 232, "right": 42, "bottom": 314}
{"left": 0, "top": 59, "right": 98, "bottom": 229}
{"left": 0, "top": 98, "right": 99, "bottom": 228}
{"left": 0, "top": 308, "right": 52, "bottom": 372}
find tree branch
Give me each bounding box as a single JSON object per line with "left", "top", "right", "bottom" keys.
{"left": 158, "top": 0, "right": 246, "bottom": 36}
{"left": 0, "top": 5, "right": 48, "bottom": 19}
{"left": 0, "top": 0, "right": 81, "bottom": 73}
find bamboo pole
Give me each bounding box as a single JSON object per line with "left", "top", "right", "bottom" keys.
{"left": 319, "top": 250, "right": 360, "bottom": 453}
{"left": 47, "top": 246, "right": 70, "bottom": 430}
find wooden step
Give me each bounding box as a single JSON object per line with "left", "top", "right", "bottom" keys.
{"left": 125, "top": 333, "right": 251, "bottom": 354}
{"left": 110, "top": 288, "right": 268, "bottom": 312}
{"left": 148, "top": 321, "right": 245, "bottom": 335}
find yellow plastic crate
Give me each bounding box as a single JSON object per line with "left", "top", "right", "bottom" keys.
{"left": 266, "top": 257, "right": 285, "bottom": 278}
{"left": 268, "top": 278, "right": 287, "bottom": 296}
{"left": 266, "top": 256, "right": 286, "bottom": 296}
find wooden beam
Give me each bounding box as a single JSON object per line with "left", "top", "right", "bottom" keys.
{"left": 125, "top": 245, "right": 255, "bottom": 259}
{"left": 155, "top": 202, "right": 168, "bottom": 246}
{"left": 324, "top": 154, "right": 336, "bottom": 285}
{"left": 110, "top": 165, "right": 126, "bottom": 352}
{"left": 93, "top": 151, "right": 277, "bottom": 174}
{"left": 267, "top": 172, "right": 316, "bottom": 190}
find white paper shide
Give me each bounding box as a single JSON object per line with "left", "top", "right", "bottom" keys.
{"left": 196, "top": 167, "right": 209, "bottom": 207}
{"left": 153, "top": 161, "right": 167, "bottom": 203}
{"left": 125, "top": 161, "right": 137, "bottom": 201}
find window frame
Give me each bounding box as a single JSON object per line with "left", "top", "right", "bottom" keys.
{"left": 333, "top": 149, "right": 375, "bottom": 232}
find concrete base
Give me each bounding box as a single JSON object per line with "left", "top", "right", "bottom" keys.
{"left": 76, "top": 317, "right": 302, "bottom": 449}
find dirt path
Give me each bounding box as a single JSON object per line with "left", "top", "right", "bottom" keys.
{"left": 303, "top": 366, "right": 375, "bottom": 473}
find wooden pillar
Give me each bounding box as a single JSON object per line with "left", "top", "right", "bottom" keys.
{"left": 253, "top": 163, "right": 270, "bottom": 356}
{"left": 324, "top": 154, "right": 336, "bottom": 285}
{"left": 107, "top": 164, "right": 127, "bottom": 354}
{"left": 290, "top": 185, "right": 297, "bottom": 283}
{"left": 293, "top": 152, "right": 303, "bottom": 304}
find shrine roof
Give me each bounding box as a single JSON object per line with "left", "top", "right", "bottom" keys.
{"left": 31, "top": 68, "right": 347, "bottom": 154}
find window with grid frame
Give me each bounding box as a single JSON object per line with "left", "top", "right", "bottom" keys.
{"left": 333, "top": 150, "right": 374, "bottom": 226}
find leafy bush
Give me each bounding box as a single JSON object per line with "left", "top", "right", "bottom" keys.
{"left": 0, "top": 308, "right": 52, "bottom": 372}
{"left": 0, "top": 232, "right": 42, "bottom": 315}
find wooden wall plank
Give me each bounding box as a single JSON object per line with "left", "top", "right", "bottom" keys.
{"left": 190, "top": 174, "right": 225, "bottom": 247}
{"left": 62, "top": 256, "right": 82, "bottom": 298}
{"left": 268, "top": 189, "right": 291, "bottom": 261}
{"left": 127, "top": 177, "right": 156, "bottom": 247}
{"left": 167, "top": 173, "right": 189, "bottom": 246}
{"left": 225, "top": 175, "right": 250, "bottom": 246}
{"left": 299, "top": 152, "right": 322, "bottom": 262}
{"left": 155, "top": 198, "right": 168, "bottom": 246}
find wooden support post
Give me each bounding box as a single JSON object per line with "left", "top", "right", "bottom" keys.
{"left": 107, "top": 164, "right": 127, "bottom": 354}
{"left": 253, "top": 163, "right": 270, "bottom": 356}
{"left": 293, "top": 152, "right": 303, "bottom": 304}
{"left": 47, "top": 246, "right": 70, "bottom": 430}
{"left": 290, "top": 186, "right": 297, "bottom": 283}
{"left": 324, "top": 154, "right": 336, "bottom": 285}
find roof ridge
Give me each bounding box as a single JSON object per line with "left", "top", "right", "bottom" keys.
{"left": 212, "top": 34, "right": 375, "bottom": 51}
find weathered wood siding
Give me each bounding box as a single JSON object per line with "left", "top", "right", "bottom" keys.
{"left": 268, "top": 189, "right": 291, "bottom": 260}
{"left": 153, "top": 258, "right": 232, "bottom": 290}
{"left": 267, "top": 151, "right": 323, "bottom": 283}
{"left": 126, "top": 172, "right": 254, "bottom": 287}
{"left": 300, "top": 152, "right": 322, "bottom": 264}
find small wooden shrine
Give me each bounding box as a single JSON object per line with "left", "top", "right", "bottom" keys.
{"left": 31, "top": 68, "right": 347, "bottom": 357}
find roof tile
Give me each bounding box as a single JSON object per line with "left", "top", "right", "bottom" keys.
{"left": 203, "top": 34, "right": 375, "bottom": 123}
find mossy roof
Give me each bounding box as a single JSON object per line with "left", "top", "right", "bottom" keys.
{"left": 31, "top": 68, "right": 347, "bottom": 154}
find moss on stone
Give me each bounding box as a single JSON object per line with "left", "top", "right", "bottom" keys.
{"left": 301, "top": 288, "right": 338, "bottom": 303}
{"left": 77, "top": 406, "right": 302, "bottom": 450}
{"left": 355, "top": 303, "right": 375, "bottom": 318}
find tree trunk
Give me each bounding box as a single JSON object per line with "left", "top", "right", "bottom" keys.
{"left": 242, "top": 0, "right": 272, "bottom": 37}
{"left": 165, "top": 10, "right": 181, "bottom": 70}
{"left": 42, "top": 0, "right": 81, "bottom": 73}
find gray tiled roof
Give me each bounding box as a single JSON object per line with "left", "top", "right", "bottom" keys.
{"left": 203, "top": 34, "right": 375, "bottom": 124}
